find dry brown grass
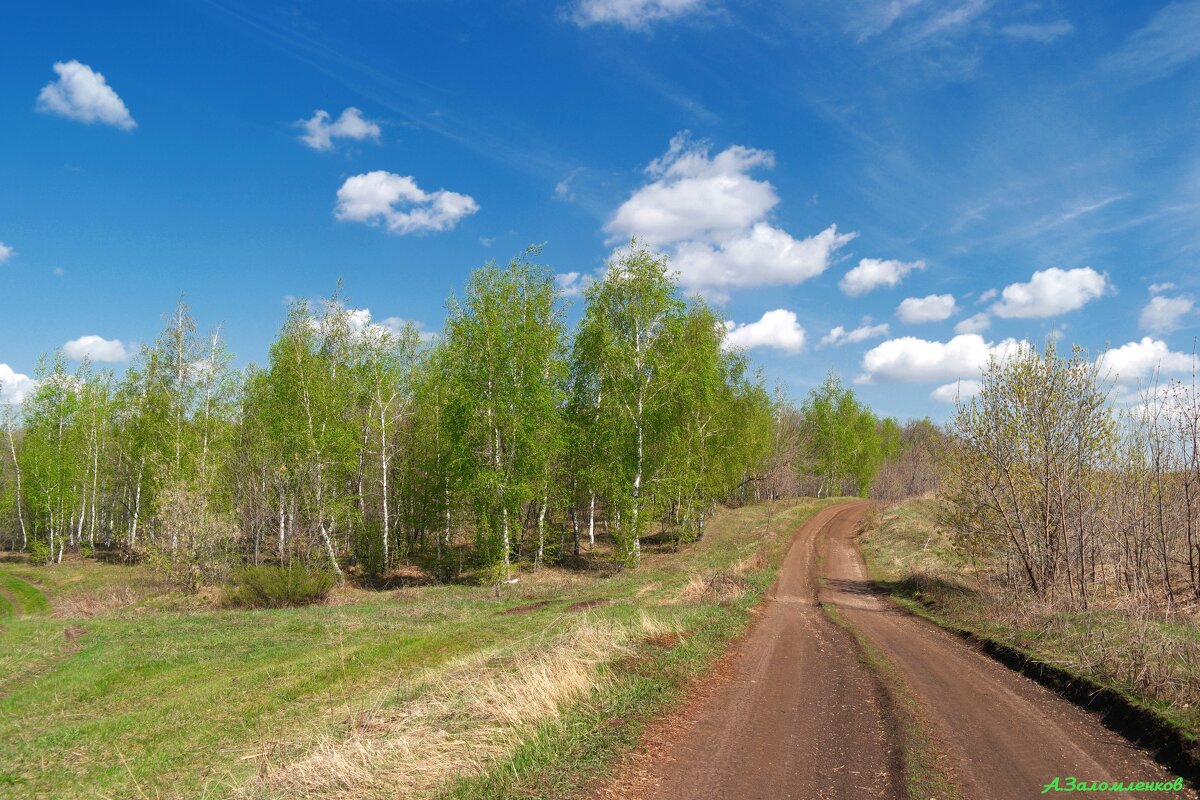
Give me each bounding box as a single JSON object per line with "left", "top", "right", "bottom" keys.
{"left": 52, "top": 584, "right": 143, "bottom": 618}
{"left": 514, "top": 566, "right": 594, "bottom": 598}
{"left": 237, "top": 612, "right": 676, "bottom": 800}
{"left": 678, "top": 569, "right": 751, "bottom": 605}
{"left": 674, "top": 546, "right": 765, "bottom": 606}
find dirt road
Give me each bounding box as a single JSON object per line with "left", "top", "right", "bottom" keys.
{"left": 600, "top": 503, "right": 1194, "bottom": 800}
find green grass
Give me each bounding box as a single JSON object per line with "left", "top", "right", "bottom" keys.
{"left": 0, "top": 573, "right": 50, "bottom": 615}
{"left": 0, "top": 498, "right": 842, "bottom": 800}
{"left": 434, "top": 498, "right": 843, "bottom": 800}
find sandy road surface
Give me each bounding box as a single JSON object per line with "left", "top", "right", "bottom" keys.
{"left": 600, "top": 503, "right": 1194, "bottom": 800}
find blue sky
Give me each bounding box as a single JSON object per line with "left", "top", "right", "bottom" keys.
{"left": 1, "top": 0, "right": 1198, "bottom": 420}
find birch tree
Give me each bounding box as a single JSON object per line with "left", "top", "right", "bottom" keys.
{"left": 573, "top": 244, "right": 685, "bottom": 565}
{"left": 444, "top": 250, "right": 566, "bottom": 580}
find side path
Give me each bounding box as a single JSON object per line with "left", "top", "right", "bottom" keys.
{"left": 820, "top": 504, "right": 1195, "bottom": 800}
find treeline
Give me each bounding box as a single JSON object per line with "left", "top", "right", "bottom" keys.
{"left": 0, "top": 246, "right": 907, "bottom": 586}
{"left": 945, "top": 339, "right": 1200, "bottom": 608}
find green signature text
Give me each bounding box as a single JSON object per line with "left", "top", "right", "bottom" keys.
{"left": 1042, "top": 776, "right": 1185, "bottom": 793}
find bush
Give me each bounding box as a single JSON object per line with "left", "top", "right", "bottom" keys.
{"left": 28, "top": 539, "right": 51, "bottom": 566}
{"left": 352, "top": 522, "right": 386, "bottom": 579}
{"left": 222, "top": 564, "right": 335, "bottom": 609}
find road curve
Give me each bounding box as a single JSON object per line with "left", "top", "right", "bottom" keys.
{"left": 820, "top": 503, "right": 1194, "bottom": 800}
{"left": 598, "top": 503, "right": 1194, "bottom": 800}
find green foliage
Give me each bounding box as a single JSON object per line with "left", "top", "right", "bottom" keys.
{"left": 353, "top": 521, "right": 386, "bottom": 578}
{"left": 221, "top": 563, "right": 335, "bottom": 608}
{"left": 0, "top": 243, "right": 886, "bottom": 589}
{"left": 572, "top": 243, "right": 691, "bottom": 564}
{"left": 945, "top": 338, "right": 1116, "bottom": 600}
{"left": 800, "top": 371, "right": 899, "bottom": 497}
{"left": 27, "top": 538, "right": 51, "bottom": 566}
{"left": 444, "top": 248, "right": 567, "bottom": 575}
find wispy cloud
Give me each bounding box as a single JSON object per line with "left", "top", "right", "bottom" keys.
{"left": 205, "top": 1, "right": 577, "bottom": 185}
{"left": 1000, "top": 19, "right": 1073, "bottom": 44}
{"left": 567, "top": 0, "right": 710, "bottom": 30}
{"left": 902, "top": 0, "right": 989, "bottom": 48}
{"left": 554, "top": 168, "right": 584, "bottom": 202}
{"left": 1104, "top": 1, "right": 1200, "bottom": 80}
{"left": 1021, "top": 193, "right": 1132, "bottom": 237}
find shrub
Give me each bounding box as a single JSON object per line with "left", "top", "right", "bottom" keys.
{"left": 222, "top": 564, "right": 335, "bottom": 609}
{"left": 28, "top": 539, "right": 51, "bottom": 566}
{"left": 352, "top": 522, "right": 386, "bottom": 579}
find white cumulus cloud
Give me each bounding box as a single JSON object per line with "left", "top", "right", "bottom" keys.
{"left": 568, "top": 0, "right": 707, "bottom": 29}
{"left": 63, "top": 335, "right": 130, "bottom": 363}
{"left": 858, "top": 334, "right": 1026, "bottom": 383}
{"left": 821, "top": 322, "right": 889, "bottom": 347}
{"left": 378, "top": 316, "right": 437, "bottom": 342}
{"left": 897, "top": 293, "right": 957, "bottom": 324}
{"left": 723, "top": 309, "right": 806, "bottom": 353}
{"left": 605, "top": 134, "right": 855, "bottom": 297}
{"left": 1098, "top": 337, "right": 1194, "bottom": 381}
{"left": 990, "top": 267, "right": 1110, "bottom": 318}
{"left": 608, "top": 136, "right": 778, "bottom": 246}
{"left": 1139, "top": 294, "right": 1194, "bottom": 333}
{"left": 839, "top": 258, "right": 925, "bottom": 296}
{"left": 297, "top": 107, "right": 381, "bottom": 151}
{"left": 931, "top": 379, "right": 982, "bottom": 403}
{"left": 555, "top": 272, "right": 591, "bottom": 298}
{"left": 336, "top": 171, "right": 478, "bottom": 235}
{"left": 0, "top": 364, "right": 36, "bottom": 405}
{"left": 36, "top": 60, "right": 135, "bottom": 130}
{"left": 954, "top": 312, "right": 991, "bottom": 335}
{"left": 671, "top": 223, "right": 854, "bottom": 297}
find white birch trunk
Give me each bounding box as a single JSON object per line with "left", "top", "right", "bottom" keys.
{"left": 536, "top": 495, "right": 547, "bottom": 566}
{"left": 588, "top": 491, "right": 596, "bottom": 546}
{"left": 7, "top": 427, "right": 27, "bottom": 549}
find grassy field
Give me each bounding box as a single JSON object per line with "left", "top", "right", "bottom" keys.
{"left": 0, "top": 498, "right": 839, "bottom": 799}
{"left": 859, "top": 499, "right": 1200, "bottom": 746}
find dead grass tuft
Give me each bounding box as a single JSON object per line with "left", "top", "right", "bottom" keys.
{"left": 52, "top": 585, "right": 142, "bottom": 618}
{"left": 679, "top": 569, "right": 751, "bottom": 605}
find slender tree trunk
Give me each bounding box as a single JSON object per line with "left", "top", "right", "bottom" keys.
{"left": 536, "top": 494, "right": 547, "bottom": 566}
{"left": 129, "top": 457, "right": 145, "bottom": 552}
{"left": 571, "top": 505, "right": 580, "bottom": 557}
{"left": 7, "top": 427, "right": 27, "bottom": 550}
{"left": 379, "top": 397, "right": 394, "bottom": 571}
{"left": 588, "top": 491, "right": 596, "bottom": 547}
{"left": 319, "top": 521, "right": 343, "bottom": 577}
